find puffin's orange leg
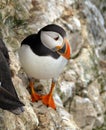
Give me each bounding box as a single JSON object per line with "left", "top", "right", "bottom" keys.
{"left": 41, "top": 81, "right": 56, "bottom": 110}
{"left": 29, "top": 80, "right": 41, "bottom": 102}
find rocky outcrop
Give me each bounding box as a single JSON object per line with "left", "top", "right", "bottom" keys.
{"left": 0, "top": 0, "right": 106, "bottom": 130}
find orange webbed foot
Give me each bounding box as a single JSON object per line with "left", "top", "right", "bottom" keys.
{"left": 41, "top": 94, "right": 56, "bottom": 110}
{"left": 41, "top": 80, "right": 56, "bottom": 110}
{"left": 29, "top": 80, "right": 41, "bottom": 102}
{"left": 31, "top": 92, "right": 41, "bottom": 102}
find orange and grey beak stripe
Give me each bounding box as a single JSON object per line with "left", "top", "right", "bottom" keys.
{"left": 56, "top": 38, "right": 71, "bottom": 60}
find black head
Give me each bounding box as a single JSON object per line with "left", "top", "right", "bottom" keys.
{"left": 38, "top": 24, "right": 66, "bottom": 38}
{"left": 21, "top": 24, "right": 70, "bottom": 59}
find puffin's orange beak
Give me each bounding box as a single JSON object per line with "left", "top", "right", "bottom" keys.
{"left": 56, "top": 38, "right": 71, "bottom": 60}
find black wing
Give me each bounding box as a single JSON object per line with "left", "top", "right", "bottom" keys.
{"left": 0, "top": 39, "right": 24, "bottom": 114}
{"left": 0, "top": 39, "right": 9, "bottom": 64}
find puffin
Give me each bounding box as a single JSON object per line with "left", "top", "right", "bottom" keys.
{"left": 0, "top": 39, "right": 24, "bottom": 114}
{"left": 19, "top": 24, "right": 71, "bottom": 110}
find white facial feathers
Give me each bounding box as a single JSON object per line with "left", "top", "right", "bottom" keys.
{"left": 40, "top": 31, "right": 63, "bottom": 50}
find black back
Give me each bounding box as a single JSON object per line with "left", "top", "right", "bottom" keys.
{"left": 21, "top": 34, "right": 60, "bottom": 59}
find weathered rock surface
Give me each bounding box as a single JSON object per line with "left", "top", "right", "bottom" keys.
{"left": 0, "top": 0, "right": 106, "bottom": 130}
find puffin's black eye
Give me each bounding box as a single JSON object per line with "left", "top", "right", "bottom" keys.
{"left": 54, "top": 36, "right": 59, "bottom": 41}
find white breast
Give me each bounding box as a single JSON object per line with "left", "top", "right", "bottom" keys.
{"left": 18, "top": 45, "right": 67, "bottom": 79}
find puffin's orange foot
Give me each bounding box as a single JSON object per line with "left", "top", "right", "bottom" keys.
{"left": 31, "top": 92, "right": 41, "bottom": 102}
{"left": 41, "top": 94, "right": 56, "bottom": 110}
{"left": 29, "top": 80, "right": 41, "bottom": 102}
